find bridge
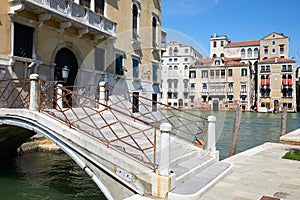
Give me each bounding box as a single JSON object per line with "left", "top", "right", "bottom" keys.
{"left": 0, "top": 74, "right": 232, "bottom": 200}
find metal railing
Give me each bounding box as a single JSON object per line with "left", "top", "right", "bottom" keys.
{"left": 0, "top": 78, "right": 207, "bottom": 170}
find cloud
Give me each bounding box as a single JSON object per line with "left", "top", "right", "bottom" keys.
{"left": 163, "top": 0, "right": 219, "bottom": 16}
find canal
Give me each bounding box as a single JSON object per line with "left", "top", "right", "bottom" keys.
{"left": 0, "top": 111, "right": 299, "bottom": 199}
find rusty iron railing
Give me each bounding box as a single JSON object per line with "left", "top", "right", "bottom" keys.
{"left": 0, "top": 78, "right": 30, "bottom": 108}
{"left": 0, "top": 78, "right": 207, "bottom": 170}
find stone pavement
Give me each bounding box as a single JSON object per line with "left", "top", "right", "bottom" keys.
{"left": 198, "top": 142, "right": 300, "bottom": 200}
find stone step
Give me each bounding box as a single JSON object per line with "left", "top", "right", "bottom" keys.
{"left": 168, "top": 161, "right": 232, "bottom": 200}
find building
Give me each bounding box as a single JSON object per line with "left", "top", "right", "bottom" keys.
{"left": 257, "top": 33, "right": 296, "bottom": 112}
{"left": 189, "top": 57, "right": 252, "bottom": 111}
{"left": 161, "top": 41, "right": 202, "bottom": 108}
{"left": 1, "top": 0, "right": 164, "bottom": 106}
{"left": 208, "top": 32, "right": 296, "bottom": 112}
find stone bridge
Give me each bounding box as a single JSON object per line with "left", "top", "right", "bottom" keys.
{"left": 0, "top": 74, "right": 231, "bottom": 200}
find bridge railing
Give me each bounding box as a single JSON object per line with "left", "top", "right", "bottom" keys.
{"left": 0, "top": 78, "right": 30, "bottom": 108}
{"left": 0, "top": 77, "right": 207, "bottom": 170}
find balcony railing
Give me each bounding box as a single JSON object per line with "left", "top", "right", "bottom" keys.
{"left": 10, "top": 0, "right": 116, "bottom": 37}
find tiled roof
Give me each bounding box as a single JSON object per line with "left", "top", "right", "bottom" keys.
{"left": 259, "top": 57, "right": 296, "bottom": 64}
{"left": 192, "top": 58, "right": 213, "bottom": 66}
{"left": 223, "top": 57, "right": 242, "bottom": 62}
{"left": 225, "top": 60, "right": 248, "bottom": 67}
{"left": 226, "top": 40, "right": 260, "bottom": 47}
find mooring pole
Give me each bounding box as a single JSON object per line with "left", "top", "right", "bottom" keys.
{"left": 229, "top": 105, "right": 241, "bottom": 156}
{"left": 280, "top": 106, "right": 287, "bottom": 136}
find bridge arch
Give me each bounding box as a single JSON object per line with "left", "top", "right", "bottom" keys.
{"left": 0, "top": 115, "right": 117, "bottom": 200}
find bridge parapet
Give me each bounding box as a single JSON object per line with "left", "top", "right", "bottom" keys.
{"left": 0, "top": 75, "right": 221, "bottom": 199}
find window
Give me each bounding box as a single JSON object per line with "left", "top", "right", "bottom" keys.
{"left": 261, "top": 66, "right": 265, "bottom": 71}
{"left": 228, "top": 83, "right": 233, "bottom": 93}
{"left": 190, "top": 84, "right": 195, "bottom": 93}
{"left": 215, "top": 60, "right": 220, "bottom": 65}
{"left": 152, "top": 93, "right": 157, "bottom": 111}
{"left": 221, "top": 41, "right": 224, "bottom": 47}
{"left": 264, "top": 47, "right": 268, "bottom": 55}
{"left": 247, "top": 48, "right": 252, "bottom": 58}
{"left": 288, "top": 65, "right": 292, "bottom": 71}
{"left": 174, "top": 65, "right": 178, "bottom": 70}
{"left": 280, "top": 45, "right": 284, "bottom": 54}
{"left": 132, "top": 3, "right": 139, "bottom": 39}
{"left": 202, "top": 70, "right": 208, "bottom": 78}
{"left": 266, "top": 65, "right": 270, "bottom": 71}
{"left": 80, "top": 0, "right": 91, "bottom": 8}
{"left": 220, "top": 53, "right": 224, "bottom": 57}
{"left": 174, "top": 79, "right": 178, "bottom": 89}
{"left": 168, "top": 66, "right": 172, "bottom": 70}
{"left": 132, "top": 92, "right": 139, "bottom": 113}
{"left": 173, "top": 47, "right": 178, "bottom": 55}
{"left": 241, "top": 49, "right": 245, "bottom": 58}
{"left": 228, "top": 69, "right": 233, "bottom": 77}
{"left": 189, "top": 71, "right": 196, "bottom": 78}
{"left": 282, "top": 65, "right": 287, "bottom": 71}
{"left": 213, "top": 41, "right": 217, "bottom": 48}
{"left": 215, "top": 69, "right": 220, "bottom": 79}
{"left": 184, "top": 58, "right": 188, "bottom": 62}
{"left": 152, "top": 16, "right": 157, "bottom": 48}
{"left": 272, "top": 48, "right": 275, "bottom": 53}
{"left": 169, "top": 47, "right": 172, "bottom": 56}
{"left": 221, "top": 69, "right": 225, "bottom": 79}
{"left": 132, "top": 57, "right": 139, "bottom": 78}
{"left": 167, "top": 79, "right": 172, "bottom": 90}
{"left": 241, "top": 68, "right": 247, "bottom": 76}
{"left": 174, "top": 58, "right": 178, "bottom": 62}
{"left": 241, "top": 85, "right": 246, "bottom": 93}
{"left": 185, "top": 48, "right": 189, "bottom": 53}
{"left": 168, "top": 58, "right": 172, "bottom": 62}
{"left": 95, "top": 0, "right": 105, "bottom": 15}
{"left": 210, "top": 70, "right": 215, "bottom": 79}
{"left": 152, "top": 63, "right": 158, "bottom": 82}
{"left": 14, "top": 23, "right": 34, "bottom": 58}
{"left": 95, "top": 48, "right": 105, "bottom": 71}
{"left": 213, "top": 54, "right": 217, "bottom": 58}
{"left": 254, "top": 48, "right": 259, "bottom": 57}
{"left": 115, "top": 53, "right": 124, "bottom": 75}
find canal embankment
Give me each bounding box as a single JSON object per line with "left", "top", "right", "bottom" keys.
{"left": 197, "top": 128, "right": 300, "bottom": 200}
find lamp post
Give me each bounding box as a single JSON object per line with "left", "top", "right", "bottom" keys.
{"left": 62, "top": 66, "right": 69, "bottom": 83}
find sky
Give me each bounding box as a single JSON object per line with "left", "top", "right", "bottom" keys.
{"left": 162, "top": 0, "right": 300, "bottom": 65}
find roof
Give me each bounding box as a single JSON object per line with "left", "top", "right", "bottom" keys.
{"left": 225, "top": 60, "right": 248, "bottom": 67}
{"left": 258, "top": 57, "right": 296, "bottom": 64}
{"left": 191, "top": 57, "right": 248, "bottom": 67}
{"left": 226, "top": 40, "right": 260, "bottom": 47}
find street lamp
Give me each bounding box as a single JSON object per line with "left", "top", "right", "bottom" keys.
{"left": 62, "top": 66, "right": 69, "bottom": 83}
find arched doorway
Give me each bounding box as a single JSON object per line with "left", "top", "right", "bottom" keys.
{"left": 274, "top": 100, "right": 279, "bottom": 113}
{"left": 213, "top": 100, "right": 219, "bottom": 111}
{"left": 54, "top": 48, "right": 78, "bottom": 107}
{"left": 54, "top": 48, "right": 78, "bottom": 87}
{"left": 178, "top": 99, "right": 183, "bottom": 109}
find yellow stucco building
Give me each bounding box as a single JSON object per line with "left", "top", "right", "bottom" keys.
{"left": 0, "top": 0, "right": 163, "bottom": 102}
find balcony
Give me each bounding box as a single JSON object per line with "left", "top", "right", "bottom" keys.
{"left": 9, "top": 0, "right": 116, "bottom": 39}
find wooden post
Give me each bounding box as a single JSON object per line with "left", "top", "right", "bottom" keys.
{"left": 280, "top": 106, "right": 287, "bottom": 136}
{"left": 229, "top": 105, "right": 241, "bottom": 156}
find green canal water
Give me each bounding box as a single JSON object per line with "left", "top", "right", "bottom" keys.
{"left": 0, "top": 111, "right": 299, "bottom": 199}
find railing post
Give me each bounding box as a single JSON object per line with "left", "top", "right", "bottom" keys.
{"left": 29, "top": 74, "right": 39, "bottom": 111}
{"left": 158, "top": 123, "right": 172, "bottom": 176}
{"left": 98, "top": 81, "right": 106, "bottom": 110}
{"left": 56, "top": 84, "right": 63, "bottom": 109}
{"left": 207, "top": 115, "right": 216, "bottom": 152}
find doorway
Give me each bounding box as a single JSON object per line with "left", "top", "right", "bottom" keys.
{"left": 54, "top": 48, "right": 78, "bottom": 107}
{"left": 213, "top": 100, "right": 219, "bottom": 111}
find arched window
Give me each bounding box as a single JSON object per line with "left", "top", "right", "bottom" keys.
{"left": 190, "top": 84, "right": 195, "bottom": 93}
{"left": 213, "top": 54, "right": 217, "bottom": 58}
{"left": 184, "top": 65, "right": 188, "bottom": 70}
{"left": 261, "top": 75, "right": 265, "bottom": 86}
{"left": 132, "top": 3, "right": 139, "bottom": 39}
{"left": 254, "top": 48, "right": 259, "bottom": 57}
{"left": 247, "top": 48, "right": 252, "bottom": 58}
{"left": 168, "top": 66, "right": 172, "bottom": 70}
{"left": 215, "top": 60, "right": 220, "bottom": 65}
{"left": 282, "top": 75, "right": 287, "bottom": 86}
{"left": 288, "top": 75, "right": 292, "bottom": 86}
{"left": 169, "top": 47, "right": 172, "bottom": 56}
{"left": 174, "top": 65, "right": 178, "bottom": 70}
{"left": 266, "top": 75, "right": 270, "bottom": 86}
{"left": 152, "top": 16, "right": 157, "bottom": 48}
{"left": 173, "top": 47, "right": 178, "bottom": 55}
{"left": 220, "top": 53, "right": 224, "bottom": 57}
{"left": 241, "top": 48, "right": 245, "bottom": 58}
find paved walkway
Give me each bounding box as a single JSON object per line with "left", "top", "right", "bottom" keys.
{"left": 198, "top": 142, "right": 300, "bottom": 200}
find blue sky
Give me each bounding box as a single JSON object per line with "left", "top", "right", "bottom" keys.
{"left": 162, "top": 0, "right": 300, "bottom": 64}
